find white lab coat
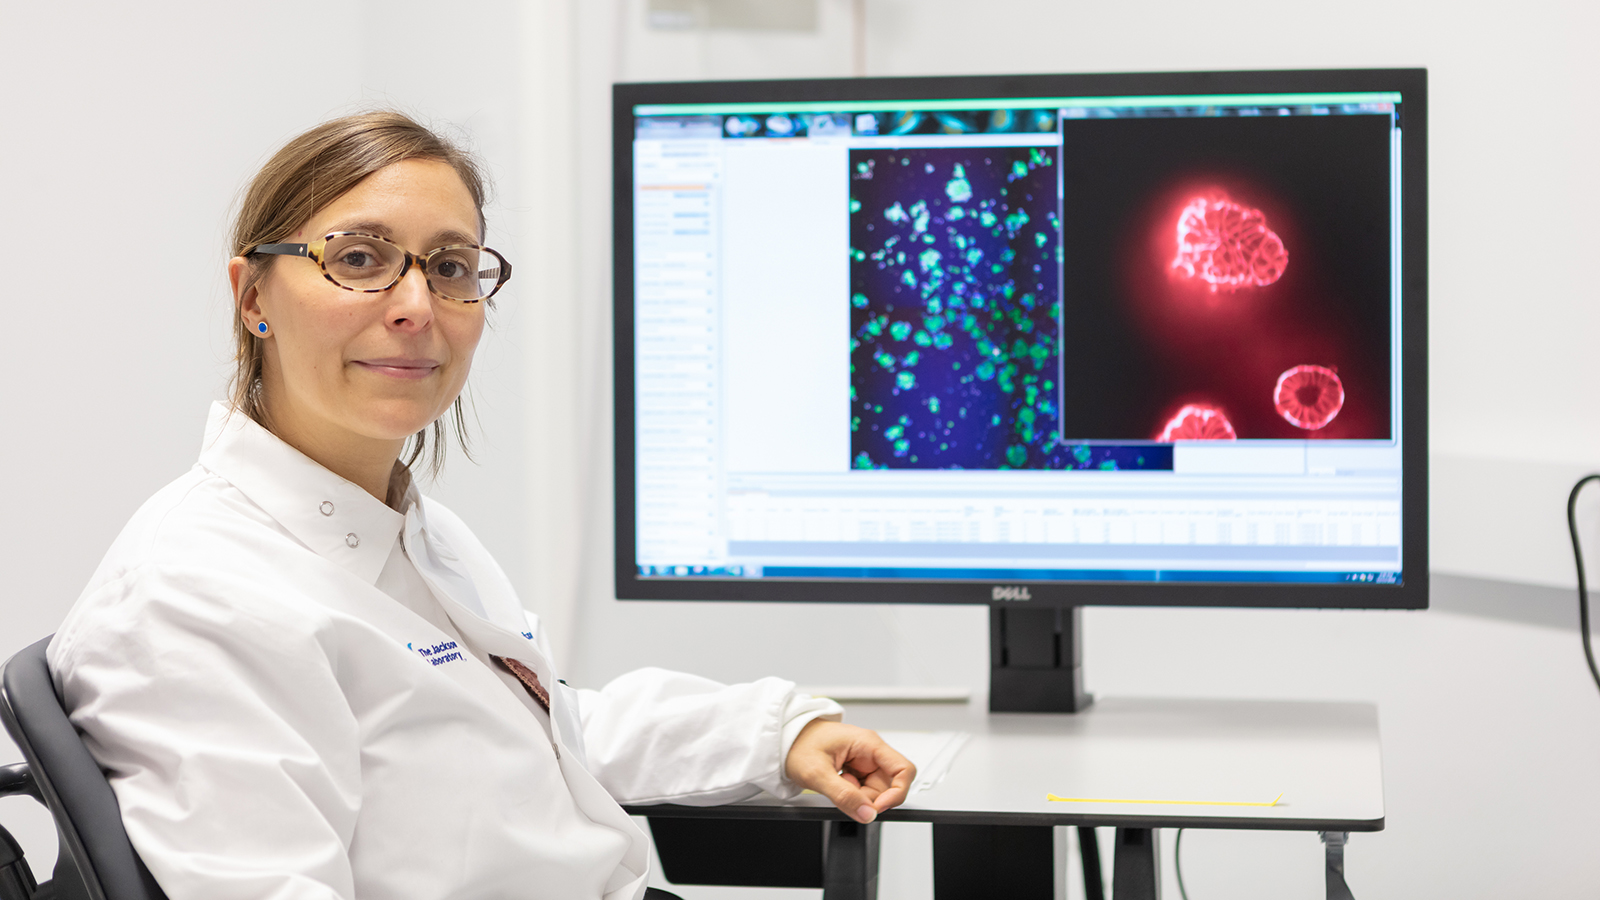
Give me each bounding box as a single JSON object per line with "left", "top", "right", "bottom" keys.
{"left": 48, "top": 403, "right": 842, "bottom": 900}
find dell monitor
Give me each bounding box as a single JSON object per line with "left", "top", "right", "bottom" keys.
{"left": 613, "top": 69, "right": 1427, "bottom": 712}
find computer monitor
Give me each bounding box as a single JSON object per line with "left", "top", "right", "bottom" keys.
{"left": 613, "top": 69, "right": 1427, "bottom": 712}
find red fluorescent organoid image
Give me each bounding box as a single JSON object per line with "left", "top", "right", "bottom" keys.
{"left": 1156, "top": 404, "right": 1238, "bottom": 441}
{"left": 1274, "top": 365, "right": 1344, "bottom": 430}
{"left": 1170, "top": 195, "right": 1288, "bottom": 292}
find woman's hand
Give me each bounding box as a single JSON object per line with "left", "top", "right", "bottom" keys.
{"left": 784, "top": 719, "right": 916, "bottom": 823}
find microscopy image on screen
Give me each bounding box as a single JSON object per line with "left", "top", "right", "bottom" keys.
{"left": 1059, "top": 112, "right": 1394, "bottom": 441}
{"left": 849, "top": 146, "right": 1164, "bottom": 471}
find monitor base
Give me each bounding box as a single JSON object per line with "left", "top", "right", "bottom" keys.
{"left": 988, "top": 605, "right": 1094, "bottom": 713}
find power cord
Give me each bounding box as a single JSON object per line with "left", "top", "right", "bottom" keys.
{"left": 1566, "top": 475, "right": 1600, "bottom": 699}
{"left": 1174, "top": 828, "right": 1190, "bottom": 900}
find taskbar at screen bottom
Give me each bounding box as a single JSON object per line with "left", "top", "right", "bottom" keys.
{"left": 638, "top": 565, "right": 1400, "bottom": 585}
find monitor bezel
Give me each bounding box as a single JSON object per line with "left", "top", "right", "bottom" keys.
{"left": 613, "top": 68, "right": 1427, "bottom": 611}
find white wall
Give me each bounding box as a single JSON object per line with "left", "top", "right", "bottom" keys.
{"left": 2, "top": 0, "right": 1599, "bottom": 897}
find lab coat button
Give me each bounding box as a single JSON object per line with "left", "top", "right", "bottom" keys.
{"left": 552, "top": 741, "right": 560, "bottom": 759}
{"left": 319, "top": 501, "right": 335, "bottom": 516}
{"left": 345, "top": 533, "right": 360, "bottom": 548}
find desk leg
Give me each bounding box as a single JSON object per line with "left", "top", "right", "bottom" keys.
{"left": 1077, "top": 827, "right": 1106, "bottom": 900}
{"left": 1320, "top": 832, "right": 1356, "bottom": 900}
{"left": 822, "top": 820, "right": 880, "bottom": 900}
{"left": 1111, "top": 828, "right": 1160, "bottom": 899}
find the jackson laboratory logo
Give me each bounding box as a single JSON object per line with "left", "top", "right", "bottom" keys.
{"left": 991, "top": 585, "right": 1032, "bottom": 601}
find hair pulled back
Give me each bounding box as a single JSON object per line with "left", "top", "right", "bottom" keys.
{"left": 229, "top": 110, "right": 488, "bottom": 475}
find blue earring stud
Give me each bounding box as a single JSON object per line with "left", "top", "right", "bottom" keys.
{"left": 257, "top": 322, "right": 268, "bottom": 335}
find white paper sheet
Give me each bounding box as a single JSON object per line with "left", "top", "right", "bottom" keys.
{"left": 874, "top": 730, "right": 970, "bottom": 796}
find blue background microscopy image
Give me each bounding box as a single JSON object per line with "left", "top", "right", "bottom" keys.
{"left": 850, "top": 146, "right": 1058, "bottom": 469}
{"left": 849, "top": 146, "right": 1165, "bottom": 472}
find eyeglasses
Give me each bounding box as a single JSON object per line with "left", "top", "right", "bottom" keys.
{"left": 247, "top": 232, "right": 512, "bottom": 303}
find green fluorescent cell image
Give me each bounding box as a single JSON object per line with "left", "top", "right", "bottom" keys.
{"left": 849, "top": 146, "right": 1061, "bottom": 468}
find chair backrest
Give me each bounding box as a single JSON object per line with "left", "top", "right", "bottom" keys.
{"left": 0, "top": 638, "right": 168, "bottom": 900}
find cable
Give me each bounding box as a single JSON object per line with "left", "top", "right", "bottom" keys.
{"left": 1174, "top": 828, "right": 1190, "bottom": 900}
{"left": 1565, "top": 474, "right": 1600, "bottom": 699}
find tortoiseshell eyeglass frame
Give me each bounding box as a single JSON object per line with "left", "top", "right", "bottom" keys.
{"left": 246, "top": 231, "right": 512, "bottom": 303}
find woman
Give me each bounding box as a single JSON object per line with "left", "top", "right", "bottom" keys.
{"left": 48, "top": 111, "right": 913, "bottom": 900}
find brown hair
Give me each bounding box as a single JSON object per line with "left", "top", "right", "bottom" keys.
{"left": 229, "top": 110, "right": 489, "bottom": 476}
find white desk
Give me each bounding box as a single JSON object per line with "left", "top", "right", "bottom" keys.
{"left": 630, "top": 697, "right": 1384, "bottom": 899}
{"left": 784, "top": 696, "right": 1383, "bottom": 829}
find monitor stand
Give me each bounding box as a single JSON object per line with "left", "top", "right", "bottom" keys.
{"left": 988, "top": 605, "right": 1093, "bottom": 713}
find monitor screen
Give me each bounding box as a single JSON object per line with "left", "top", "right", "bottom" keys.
{"left": 614, "top": 70, "right": 1427, "bottom": 609}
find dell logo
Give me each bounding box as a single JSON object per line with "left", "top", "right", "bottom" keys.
{"left": 992, "top": 585, "right": 1032, "bottom": 601}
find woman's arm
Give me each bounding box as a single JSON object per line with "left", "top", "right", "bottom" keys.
{"left": 572, "top": 667, "right": 840, "bottom": 806}
{"left": 573, "top": 668, "right": 913, "bottom": 822}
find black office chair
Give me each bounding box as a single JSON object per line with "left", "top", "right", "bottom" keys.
{"left": 0, "top": 636, "right": 167, "bottom": 900}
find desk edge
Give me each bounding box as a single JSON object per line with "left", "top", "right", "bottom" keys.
{"left": 623, "top": 804, "right": 1385, "bottom": 833}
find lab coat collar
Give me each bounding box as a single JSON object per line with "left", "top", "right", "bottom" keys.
{"left": 197, "top": 402, "right": 402, "bottom": 585}
{"left": 401, "top": 502, "right": 491, "bottom": 622}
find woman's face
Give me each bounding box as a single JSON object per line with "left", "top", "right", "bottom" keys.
{"left": 235, "top": 159, "right": 486, "bottom": 452}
